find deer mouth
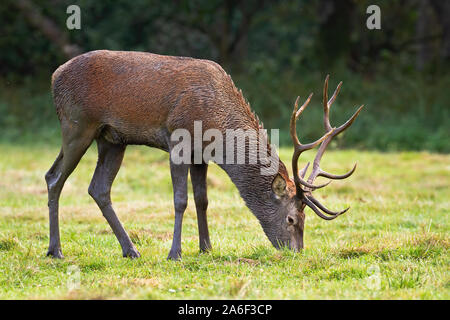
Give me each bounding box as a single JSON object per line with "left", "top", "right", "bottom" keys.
{"left": 289, "top": 229, "right": 303, "bottom": 252}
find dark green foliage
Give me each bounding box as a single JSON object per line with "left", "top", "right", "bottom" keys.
{"left": 0, "top": 0, "right": 448, "bottom": 152}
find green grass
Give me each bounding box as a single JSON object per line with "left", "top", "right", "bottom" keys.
{"left": 0, "top": 143, "right": 448, "bottom": 299}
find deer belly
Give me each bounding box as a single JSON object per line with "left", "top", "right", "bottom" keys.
{"left": 100, "top": 124, "right": 170, "bottom": 151}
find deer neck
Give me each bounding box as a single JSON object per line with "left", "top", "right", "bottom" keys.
{"left": 219, "top": 162, "right": 284, "bottom": 241}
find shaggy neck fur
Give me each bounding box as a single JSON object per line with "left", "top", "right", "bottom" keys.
{"left": 219, "top": 160, "right": 288, "bottom": 247}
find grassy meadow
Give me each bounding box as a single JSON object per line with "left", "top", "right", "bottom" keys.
{"left": 0, "top": 143, "right": 448, "bottom": 299}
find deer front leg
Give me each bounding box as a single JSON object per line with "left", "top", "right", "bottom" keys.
{"left": 167, "top": 161, "right": 189, "bottom": 260}
{"left": 190, "top": 163, "right": 211, "bottom": 252}
{"left": 89, "top": 138, "right": 140, "bottom": 258}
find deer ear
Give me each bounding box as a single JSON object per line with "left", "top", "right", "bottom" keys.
{"left": 272, "top": 174, "right": 287, "bottom": 197}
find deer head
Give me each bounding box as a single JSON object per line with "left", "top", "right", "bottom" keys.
{"left": 269, "top": 75, "right": 364, "bottom": 251}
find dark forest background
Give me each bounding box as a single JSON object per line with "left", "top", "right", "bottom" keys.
{"left": 0, "top": 0, "right": 449, "bottom": 152}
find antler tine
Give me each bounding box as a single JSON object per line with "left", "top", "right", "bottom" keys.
{"left": 323, "top": 75, "right": 343, "bottom": 131}
{"left": 299, "top": 162, "right": 310, "bottom": 178}
{"left": 290, "top": 94, "right": 313, "bottom": 147}
{"left": 307, "top": 78, "right": 364, "bottom": 185}
{"left": 300, "top": 76, "right": 363, "bottom": 220}
{"left": 317, "top": 163, "right": 357, "bottom": 180}
{"left": 323, "top": 75, "right": 330, "bottom": 131}
{"left": 307, "top": 195, "right": 349, "bottom": 216}
{"left": 333, "top": 104, "right": 364, "bottom": 135}
{"left": 290, "top": 94, "right": 335, "bottom": 192}
{"left": 302, "top": 196, "right": 342, "bottom": 220}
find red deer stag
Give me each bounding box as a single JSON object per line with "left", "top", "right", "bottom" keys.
{"left": 45, "top": 50, "right": 363, "bottom": 260}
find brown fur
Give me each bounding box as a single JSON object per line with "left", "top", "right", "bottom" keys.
{"left": 47, "top": 50, "right": 300, "bottom": 260}
{"left": 52, "top": 50, "right": 265, "bottom": 146}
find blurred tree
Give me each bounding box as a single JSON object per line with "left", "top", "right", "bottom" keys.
{"left": 0, "top": 0, "right": 448, "bottom": 151}
{"left": 161, "top": 0, "right": 272, "bottom": 68}
{"left": 430, "top": 0, "right": 450, "bottom": 60}
{"left": 13, "top": 0, "right": 82, "bottom": 59}
{"left": 315, "top": 0, "right": 355, "bottom": 69}
{"left": 1, "top": 0, "right": 449, "bottom": 77}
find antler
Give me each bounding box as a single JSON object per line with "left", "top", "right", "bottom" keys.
{"left": 290, "top": 94, "right": 334, "bottom": 194}
{"left": 290, "top": 75, "right": 364, "bottom": 220}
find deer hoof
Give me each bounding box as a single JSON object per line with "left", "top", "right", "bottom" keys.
{"left": 47, "top": 248, "right": 64, "bottom": 259}
{"left": 167, "top": 250, "right": 181, "bottom": 261}
{"left": 199, "top": 245, "right": 212, "bottom": 253}
{"left": 123, "top": 247, "right": 141, "bottom": 259}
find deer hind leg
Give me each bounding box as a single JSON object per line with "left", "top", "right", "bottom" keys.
{"left": 45, "top": 121, "right": 96, "bottom": 258}
{"left": 167, "top": 160, "right": 189, "bottom": 261}
{"left": 190, "top": 163, "right": 211, "bottom": 252}
{"left": 88, "top": 137, "right": 140, "bottom": 258}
